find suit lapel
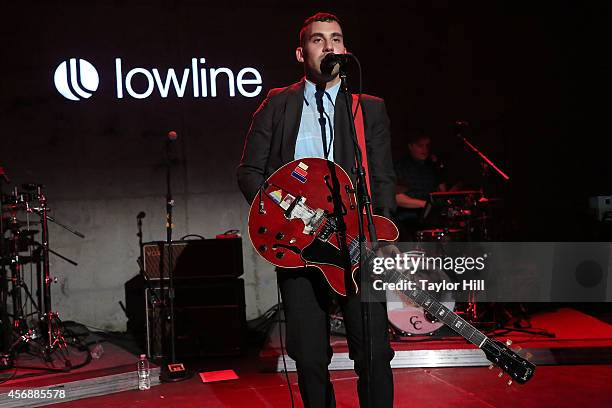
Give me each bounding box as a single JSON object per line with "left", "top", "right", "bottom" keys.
{"left": 281, "top": 79, "right": 305, "bottom": 163}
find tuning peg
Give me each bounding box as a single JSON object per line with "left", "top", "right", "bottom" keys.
{"left": 505, "top": 339, "right": 513, "bottom": 346}
{"left": 507, "top": 379, "right": 513, "bottom": 386}
{"left": 498, "top": 371, "right": 504, "bottom": 378}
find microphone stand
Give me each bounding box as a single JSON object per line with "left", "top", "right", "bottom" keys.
{"left": 160, "top": 136, "right": 190, "bottom": 382}
{"left": 455, "top": 124, "right": 510, "bottom": 184}
{"left": 455, "top": 123, "right": 510, "bottom": 242}
{"left": 338, "top": 65, "right": 378, "bottom": 408}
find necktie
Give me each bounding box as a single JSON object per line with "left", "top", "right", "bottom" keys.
{"left": 314, "top": 90, "right": 330, "bottom": 159}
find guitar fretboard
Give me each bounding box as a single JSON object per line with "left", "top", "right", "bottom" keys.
{"left": 386, "top": 268, "right": 488, "bottom": 348}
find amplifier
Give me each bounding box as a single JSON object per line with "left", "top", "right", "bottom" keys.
{"left": 145, "top": 279, "right": 246, "bottom": 358}
{"left": 142, "top": 238, "right": 243, "bottom": 280}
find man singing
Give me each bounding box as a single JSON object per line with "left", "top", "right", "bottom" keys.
{"left": 237, "top": 12, "right": 395, "bottom": 408}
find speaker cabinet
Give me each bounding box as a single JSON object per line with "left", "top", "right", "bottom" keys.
{"left": 146, "top": 279, "right": 246, "bottom": 358}
{"left": 125, "top": 238, "right": 247, "bottom": 358}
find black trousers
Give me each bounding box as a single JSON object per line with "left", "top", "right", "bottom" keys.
{"left": 278, "top": 267, "right": 394, "bottom": 408}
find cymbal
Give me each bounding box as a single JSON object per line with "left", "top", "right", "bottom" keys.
{"left": 1, "top": 217, "right": 39, "bottom": 224}
{"left": 0, "top": 256, "right": 35, "bottom": 266}
{"left": 1, "top": 219, "right": 39, "bottom": 231}
{"left": 477, "top": 197, "right": 503, "bottom": 204}
{"left": 17, "top": 229, "right": 39, "bottom": 236}
{"left": 431, "top": 190, "right": 482, "bottom": 197}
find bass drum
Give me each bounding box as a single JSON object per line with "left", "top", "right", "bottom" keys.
{"left": 386, "top": 253, "right": 455, "bottom": 336}
{"left": 387, "top": 292, "right": 455, "bottom": 336}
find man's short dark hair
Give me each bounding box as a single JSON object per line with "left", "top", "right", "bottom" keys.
{"left": 299, "top": 12, "right": 341, "bottom": 46}
{"left": 407, "top": 132, "right": 431, "bottom": 145}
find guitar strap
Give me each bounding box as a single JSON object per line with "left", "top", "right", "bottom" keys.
{"left": 351, "top": 94, "right": 371, "bottom": 197}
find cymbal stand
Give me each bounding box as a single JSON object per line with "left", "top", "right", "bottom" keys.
{"left": 455, "top": 121, "right": 510, "bottom": 242}
{"left": 35, "top": 189, "right": 67, "bottom": 364}
{"left": 28, "top": 187, "right": 83, "bottom": 366}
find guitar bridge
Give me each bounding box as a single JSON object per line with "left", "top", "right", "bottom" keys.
{"left": 280, "top": 195, "right": 325, "bottom": 235}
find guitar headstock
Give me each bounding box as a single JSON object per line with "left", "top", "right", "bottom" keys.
{"left": 482, "top": 338, "right": 535, "bottom": 385}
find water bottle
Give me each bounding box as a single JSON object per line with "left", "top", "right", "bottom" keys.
{"left": 137, "top": 354, "right": 151, "bottom": 390}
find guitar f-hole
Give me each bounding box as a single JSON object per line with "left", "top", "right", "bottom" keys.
{"left": 272, "top": 243, "right": 301, "bottom": 255}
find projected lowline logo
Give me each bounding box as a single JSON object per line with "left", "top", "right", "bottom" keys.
{"left": 54, "top": 58, "right": 100, "bottom": 101}
{"left": 52, "top": 57, "right": 263, "bottom": 101}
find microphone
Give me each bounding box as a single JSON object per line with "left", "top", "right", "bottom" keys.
{"left": 165, "top": 131, "right": 178, "bottom": 165}
{"left": 320, "top": 53, "right": 352, "bottom": 76}
{"left": 167, "top": 130, "right": 178, "bottom": 141}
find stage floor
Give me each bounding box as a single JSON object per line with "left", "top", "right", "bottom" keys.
{"left": 0, "top": 340, "right": 160, "bottom": 407}
{"left": 260, "top": 307, "right": 612, "bottom": 372}
{"left": 2, "top": 306, "right": 612, "bottom": 407}
{"left": 53, "top": 362, "right": 612, "bottom": 407}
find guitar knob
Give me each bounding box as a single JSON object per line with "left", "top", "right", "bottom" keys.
{"left": 498, "top": 371, "right": 504, "bottom": 378}
{"left": 289, "top": 238, "right": 297, "bottom": 244}
{"left": 507, "top": 380, "right": 513, "bottom": 386}
{"left": 505, "top": 339, "right": 512, "bottom": 346}
{"left": 258, "top": 227, "right": 267, "bottom": 234}
{"left": 488, "top": 364, "right": 494, "bottom": 370}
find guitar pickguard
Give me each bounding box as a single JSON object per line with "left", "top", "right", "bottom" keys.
{"left": 301, "top": 239, "right": 348, "bottom": 270}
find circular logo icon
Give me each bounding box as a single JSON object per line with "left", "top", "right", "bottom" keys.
{"left": 54, "top": 58, "right": 99, "bottom": 101}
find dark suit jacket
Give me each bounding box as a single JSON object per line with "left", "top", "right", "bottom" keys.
{"left": 237, "top": 78, "right": 396, "bottom": 216}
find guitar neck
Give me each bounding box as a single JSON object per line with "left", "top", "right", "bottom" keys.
{"left": 386, "top": 269, "right": 488, "bottom": 348}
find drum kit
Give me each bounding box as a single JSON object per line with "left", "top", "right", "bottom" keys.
{"left": 0, "top": 182, "right": 84, "bottom": 368}
{"left": 387, "top": 190, "right": 500, "bottom": 338}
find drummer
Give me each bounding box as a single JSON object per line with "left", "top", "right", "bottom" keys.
{"left": 394, "top": 132, "right": 447, "bottom": 239}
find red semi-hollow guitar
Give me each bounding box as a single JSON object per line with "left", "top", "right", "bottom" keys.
{"left": 247, "top": 157, "right": 398, "bottom": 296}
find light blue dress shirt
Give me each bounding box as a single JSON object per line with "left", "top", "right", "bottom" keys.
{"left": 294, "top": 79, "right": 340, "bottom": 161}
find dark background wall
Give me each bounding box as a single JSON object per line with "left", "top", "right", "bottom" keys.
{"left": 2, "top": 1, "right": 610, "bottom": 329}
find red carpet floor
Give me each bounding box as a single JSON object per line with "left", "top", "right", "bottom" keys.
{"left": 11, "top": 307, "right": 612, "bottom": 407}
{"left": 54, "top": 363, "right": 612, "bottom": 407}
